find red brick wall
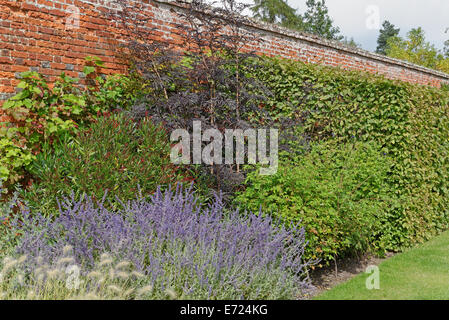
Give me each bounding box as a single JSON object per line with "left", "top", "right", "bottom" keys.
{"left": 1, "top": 0, "right": 449, "bottom": 104}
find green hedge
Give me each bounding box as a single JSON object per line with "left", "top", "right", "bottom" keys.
{"left": 245, "top": 57, "right": 449, "bottom": 252}
{"left": 236, "top": 140, "right": 395, "bottom": 264}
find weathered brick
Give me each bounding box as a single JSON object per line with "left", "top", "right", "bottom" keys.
{"left": 0, "top": 0, "right": 448, "bottom": 107}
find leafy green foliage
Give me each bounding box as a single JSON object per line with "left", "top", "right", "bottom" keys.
{"left": 248, "top": 56, "right": 449, "bottom": 251}
{"left": 83, "top": 56, "right": 146, "bottom": 111}
{"left": 0, "top": 57, "right": 143, "bottom": 187}
{"left": 23, "top": 113, "right": 190, "bottom": 214}
{"left": 0, "top": 71, "right": 87, "bottom": 185}
{"left": 88, "top": 74, "right": 144, "bottom": 111}
{"left": 0, "top": 137, "right": 34, "bottom": 184}
{"left": 1, "top": 71, "right": 86, "bottom": 147}
{"left": 236, "top": 140, "right": 394, "bottom": 264}
{"left": 386, "top": 27, "right": 449, "bottom": 73}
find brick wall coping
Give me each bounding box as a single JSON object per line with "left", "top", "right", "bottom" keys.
{"left": 159, "top": 0, "right": 449, "bottom": 83}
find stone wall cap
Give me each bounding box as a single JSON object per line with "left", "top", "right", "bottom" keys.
{"left": 156, "top": 0, "right": 449, "bottom": 81}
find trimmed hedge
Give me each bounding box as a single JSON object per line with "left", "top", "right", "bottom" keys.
{"left": 236, "top": 140, "right": 394, "bottom": 264}
{"left": 246, "top": 56, "right": 449, "bottom": 252}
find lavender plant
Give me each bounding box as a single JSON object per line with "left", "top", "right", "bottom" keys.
{"left": 6, "top": 185, "right": 314, "bottom": 299}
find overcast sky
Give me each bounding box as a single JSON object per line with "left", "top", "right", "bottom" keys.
{"left": 288, "top": 0, "right": 449, "bottom": 52}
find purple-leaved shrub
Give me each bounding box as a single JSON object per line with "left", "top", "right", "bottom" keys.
{"left": 5, "top": 185, "right": 313, "bottom": 299}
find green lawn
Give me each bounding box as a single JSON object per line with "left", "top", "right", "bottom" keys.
{"left": 316, "top": 230, "right": 449, "bottom": 300}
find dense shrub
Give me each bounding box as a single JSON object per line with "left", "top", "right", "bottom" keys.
{"left": 0, "top": 57, "right": 143, "bottom": 187}
{"left": 23, "top": 113, "right": 189, "bottom": 213}
{"left": 0, "top": 71, "right": 84, "bottom": 185}
{"left": 0, "top": 137, "right": 34, "bottom": 184}
{"left": 113, "top": 0, "right": 277, "bottom": 196}
{"left": 249, "top": 56, "right": 449, "bottom": 251}
{"left": 236, "top": 140, "right": 394, "bottom": 264}
{"left": 3, "top": 186, "right": 313, "bottom": 299}
{"left": 83, "top": 56, "right": 147, "bottom": 111}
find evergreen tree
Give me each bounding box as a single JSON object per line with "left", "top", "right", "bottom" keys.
{"left": 251, "top": 0, "right": 347, "bottom": 42}
{"left": 376, "top": 20, "right": 400, "bottom": 55}
{"left": 251, "top": 0, "right": 303, "bottom": 29}
{"left": 301, "top": 0, "right": 342, "bottom": 40}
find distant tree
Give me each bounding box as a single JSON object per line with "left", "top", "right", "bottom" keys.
{"left": 376, "top": 20, "right": 400, "bottom": 55}
{"left": 445, "top": 41, "right": 449, "bottom": 58}
{"left": 437, "top": 57, "right": 449, "bottom": 73}
{"left": 444, "top": 27, "right": 449, "bottom": 58}
{"left": 341, "top": 37, "right": 361, "bottom": 48}
{"left": 301, "top": 0, "right": 342, "bottom": 40}
{"left": 251, "top": 0, "right": 351, "bottom": 43}
{"left": 439, "top": 28, "right": 449, "bottom": 73}
{"left": 386, "top": 27, "right": 449, "bottom": 73}
{"left": 251, "top": 0, "right": 303, "bottom": 29}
